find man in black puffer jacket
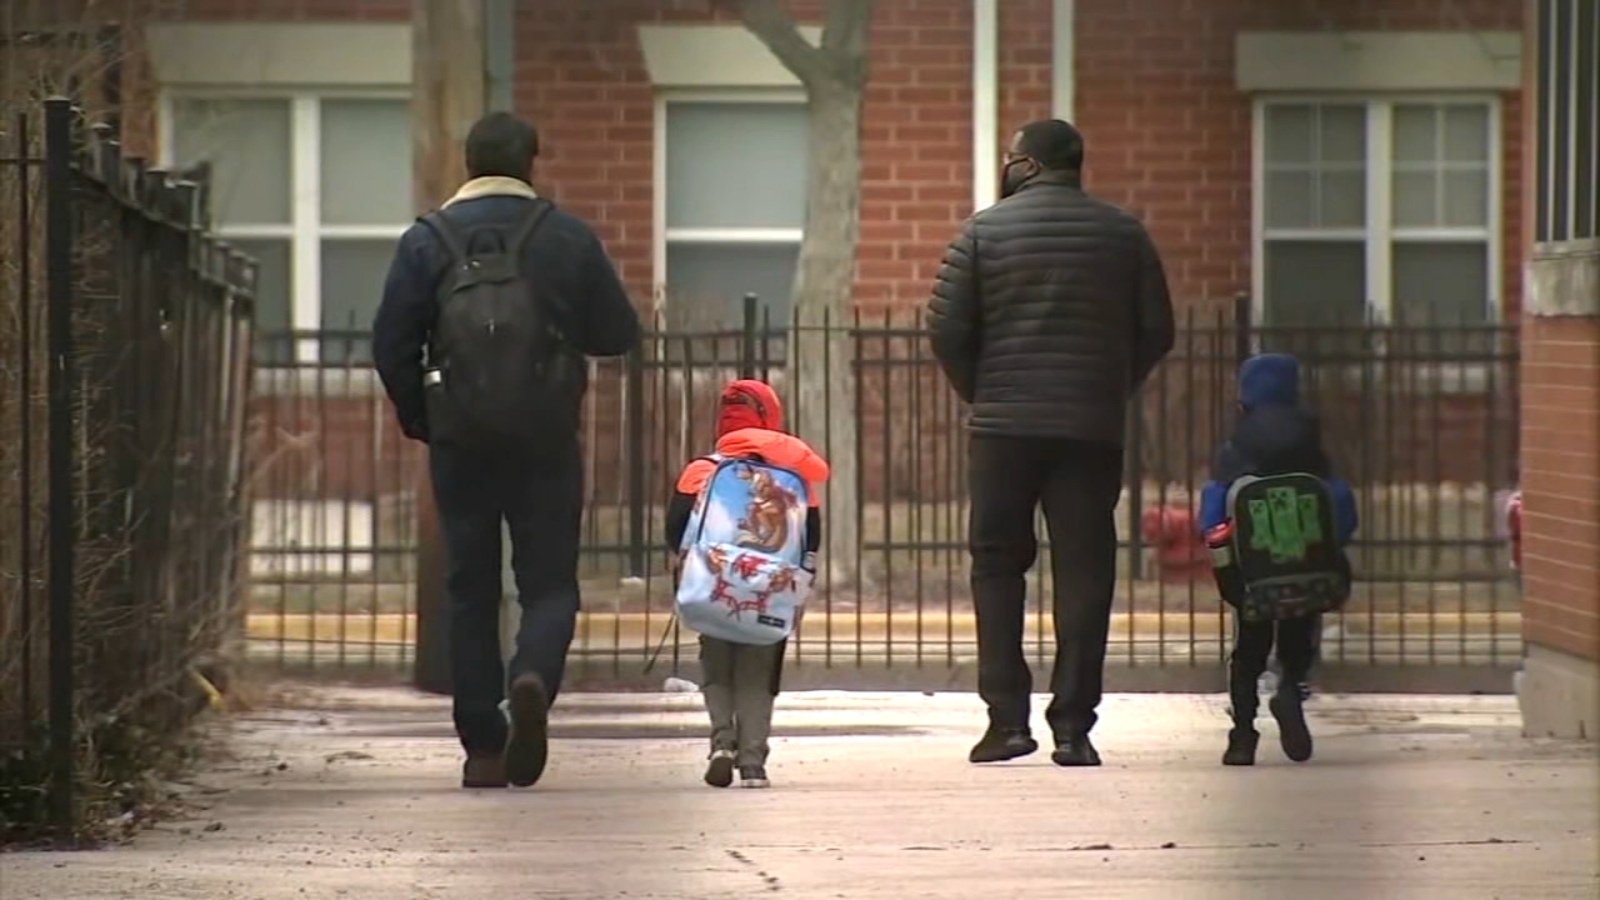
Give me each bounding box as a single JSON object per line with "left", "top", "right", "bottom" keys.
{"left": 927, "top": 119, "right": 1174, "bottom": 768}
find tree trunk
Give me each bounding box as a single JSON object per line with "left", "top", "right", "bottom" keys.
{"left": 410, "top": 0, "right": 484, "bottom": 695}
{"left": 790, "top": 80, "right": 863, "bottom": 586}
{"left": 727, "top": 0, "right": 874, "bottom": 588}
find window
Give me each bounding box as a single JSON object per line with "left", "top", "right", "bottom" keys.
{"left": 660, "top": 96, "right": 808, "bottom": 329}
{"left": 1256, "top": 98, "right": 1500, "bottom": 341}
{"left": 1534, "top": 0, "right": 1599, "bottom": 243}
{"left": 165, "top": 93, "right": 413, "bottom": 364}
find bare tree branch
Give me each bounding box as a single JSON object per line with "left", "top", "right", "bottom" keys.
{"left": 722, "top": 0, "right": 824, "bottom": 85}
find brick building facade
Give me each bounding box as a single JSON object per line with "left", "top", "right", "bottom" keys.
{"left": 101, "top": 2, "right": 1533, "bottom": 562}
{"left": 127, "top": 0, "right": 1526, "bottom": 331}
{"left": 1516, "top": 0, "right": 1598, "bottom": 740}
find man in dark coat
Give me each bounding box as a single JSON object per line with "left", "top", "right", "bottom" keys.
{"left": 373, "top": 112, "right": 640, "bottom": 789}
{"left": 927, "top": 119, "right": 1175, "bottom": 767}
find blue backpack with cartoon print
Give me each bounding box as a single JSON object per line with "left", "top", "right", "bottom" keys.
{"left": 675, "top": 455, "right": 813, "bottom": 645}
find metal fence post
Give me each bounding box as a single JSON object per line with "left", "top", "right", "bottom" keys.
{"left": 1232, "top": 290, "right": 1252, "bottom": 364}
{"left": 44, "top": 96, "right": 77, "bottom": 836}
{"left": 740, "top": 292, "right": 758, "bottom": 380}
{"left": 1126, "top": 397, "right": 1144, "bottom": 580}
{"left": 16, "top": 110, "right": 36, "bottom": 734}
{"left": 624, "top": 345, "right": 646, "bottom": 578}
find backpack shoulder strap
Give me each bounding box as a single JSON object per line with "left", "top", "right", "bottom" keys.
{"left": 508, "top": 199, "right": 556, "bottom": 257}
{"left": 1224, "top": 474, "right": 1260, "bottom": 519}
{"left": 418, "top": 210, "right": 470, "bottom": 264}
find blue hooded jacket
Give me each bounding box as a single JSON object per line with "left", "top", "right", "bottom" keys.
{"left": 1197, "top": 354, "right": 1358, "bottom": 542}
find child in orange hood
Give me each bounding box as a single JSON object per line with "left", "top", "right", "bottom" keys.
{"left": 665, "top": 379, "right": 829, "bottom": 789}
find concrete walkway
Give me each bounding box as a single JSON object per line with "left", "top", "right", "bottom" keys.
{"left": 4, "top": 690, "right": 1596, "bottom": 900}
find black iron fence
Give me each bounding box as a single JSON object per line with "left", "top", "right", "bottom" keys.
{"left": 0, "top": 100, "right": 256, "bottom": 839}
{"left": 244, "top": 294, "right": 1521, "bottom": 689}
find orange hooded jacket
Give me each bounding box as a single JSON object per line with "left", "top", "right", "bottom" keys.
{"left": 666, "top": 380, "right": 829, "bottom": 550}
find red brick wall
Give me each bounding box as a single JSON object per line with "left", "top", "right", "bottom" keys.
{"left": 1074, "top": 0, "right": 1525, "bottom": 313}
{"left": 518, "top": 0, "right": 981, "bottom": 309}
{"left": 1520, "top": 316, "right": 1600, "bottom": 661}
{"left": 116, "top": 0, "right": 1526, "bottom": 312}
{"left": 1517, "top": 0, "right": 1598, "bottom": 665}
{"left": 137, "top": 0, "right": 1531, "bottom": 513}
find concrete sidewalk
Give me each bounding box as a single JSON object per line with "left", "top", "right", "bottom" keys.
{"left": 4, "top": 691, "right": 1595, "bottom": 900}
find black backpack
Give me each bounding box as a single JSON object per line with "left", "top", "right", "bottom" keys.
{"left": 419, "top": 200, "right": 580, "bottom": 447}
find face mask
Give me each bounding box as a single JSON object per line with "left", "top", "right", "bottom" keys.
{"left": 999, "top": 158, "right": 1037, "bottom": 199}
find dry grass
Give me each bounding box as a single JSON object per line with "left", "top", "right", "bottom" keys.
{"left": 1, "top": 6, "right": 254, "bottom": 842}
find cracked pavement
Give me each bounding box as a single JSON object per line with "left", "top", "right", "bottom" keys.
{"left": 3, "top": 690, "right": 1596, "bottom": 899}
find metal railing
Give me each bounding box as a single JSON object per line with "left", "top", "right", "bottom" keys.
{"left": 242, "top": 294, "right": 1521, "bottom": 689}
{"left": 1, "top": 100, "right": 256, "bottom": 837}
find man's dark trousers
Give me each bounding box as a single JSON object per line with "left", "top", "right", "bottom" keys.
{"left": 429, "top": 437, "right": 583, "bottom": 756}
{"left": 968, "top": 435, "right": 1123, "bottom": 741}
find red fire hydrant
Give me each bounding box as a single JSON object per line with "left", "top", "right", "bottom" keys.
{"left": 1505, "top": 490, "right": 1523, "bottom": 570}
{"left": 1140, "top": 505, "right": 1210, "bottom": 583}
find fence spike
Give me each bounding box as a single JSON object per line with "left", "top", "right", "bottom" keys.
{"left": 219, "top": 247, "right": 239, "bottom": 288}
{"left": 207, "top": 239, "right": 227, "bottom": 281}
{"left": 142, "top": 167, "right": 170, "bottom": 219}
{"left": 203, "top": 237, "right": 216, "bottom": 279}
{"left": 171, "top": 180, "right": 200, "bottom": 230}
{"left": 98, "top": 137, "right": 121, "bottom": 190}
{"left": 229, "top": 249, "right": 252, "bottom": 291}
{"left": 68, "top": 106, "right": 90, "bottom": 166}
{"left": 237, "top": 254, "right": 259, "bottom": 298}
{"left": 123, "top": 157, "right": 147, "bottom": 206}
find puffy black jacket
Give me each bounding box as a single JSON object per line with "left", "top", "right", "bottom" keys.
{"left": 925, "top": 171, "right": 1175, "bottom": 444}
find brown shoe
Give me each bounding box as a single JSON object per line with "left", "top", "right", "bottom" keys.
{"left": 504, "top": 673, "right": 550, "bottom": 788}
{"left": 462, "top": 754, "right": 508, "bottom": 788}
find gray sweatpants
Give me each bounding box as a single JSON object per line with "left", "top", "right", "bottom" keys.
{"left": 699, "top": 636, "right": 787, "bottom": 767}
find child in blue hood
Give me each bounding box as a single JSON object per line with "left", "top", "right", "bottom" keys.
{"left": 1199, "top": 354, "right": 1357, "bottom": 766}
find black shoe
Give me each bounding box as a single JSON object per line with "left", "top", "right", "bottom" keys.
{"left": 1269, "top": 690, "right": 1314, "bottom": 763}
{"left": 968, "top": 727, "right": 1038, "bottom": 764}
{"left": 1051, "top": 734, "right": 1102, "bottom": 767}
{"left": 462, "top": 754, "right": 508, "bottom": 788}
{"left": 504, "top": 673, "right": 551, "bottom": 787}
{"left": 704, "top": 748, "right": 736, "bottom": 788}
{"left": 1222, "top": 727, "right": 1259, "bottom": 766}
{"left": 738, "top": 765, "right": 770, "bottom": 789}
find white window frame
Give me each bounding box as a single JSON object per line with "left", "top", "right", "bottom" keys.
{"left": 651, "top": 88, "right": 807, "bottom": 315}
{"left": 1250, "top": 92, "right": 1504, "bottom": 329}
{"left": 158, "top": 86, "right": 412, "bottom": 365}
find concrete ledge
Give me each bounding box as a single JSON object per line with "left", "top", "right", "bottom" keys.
{"left": 1527, "top": 238, "right": 1600, "bottom": 317}
{"left": 242, "top": 652, "right": 1518, "bottom": 696}
{"left": 1235, "top": 30, "right": 1521, "bottom": 92}
{"left": 564, "top": 661, "right": 1517, "bottom": 695}
{"left": 1518, "top": 643, "right": 1600, "bottom": 740}
{"left": 147, "top": 23, "right": 412, "bottom": 87}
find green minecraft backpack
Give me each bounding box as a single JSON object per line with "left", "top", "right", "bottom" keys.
{"left": 1218, "top": 473, "right": 1351, "bottom": 623}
